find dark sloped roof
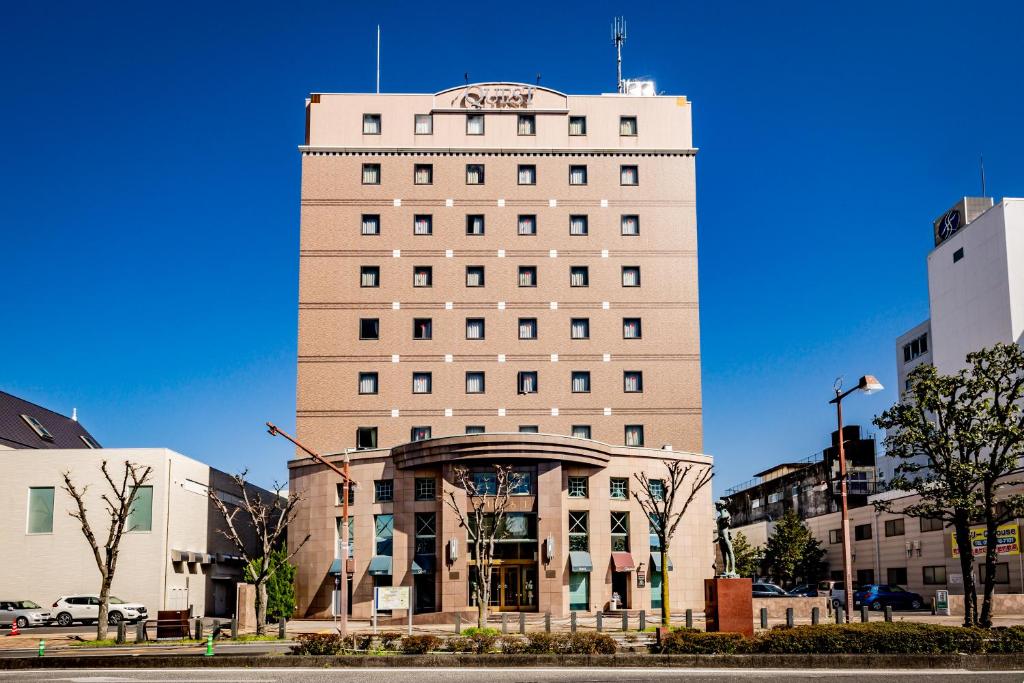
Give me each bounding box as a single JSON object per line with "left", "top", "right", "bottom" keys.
{"left": 0, "top": 390, "right": 101, "bottom": 450}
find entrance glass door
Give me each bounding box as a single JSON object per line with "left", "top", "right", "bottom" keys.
{"left": 502, "top": 567, "right": 520, "bottom": 610}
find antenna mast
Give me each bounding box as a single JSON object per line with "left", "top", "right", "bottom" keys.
{"left": 980, "top": 154, "right": 987, "bottom": 196}
{"left": 612, "top": 17, "right": 627, "bottom": 93}
{"left": 376, "top": 25, "right": 381, "bottom": 94}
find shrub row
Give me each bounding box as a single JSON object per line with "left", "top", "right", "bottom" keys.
{"left": 290, "top": 630, "right": 617, "bottom": 656}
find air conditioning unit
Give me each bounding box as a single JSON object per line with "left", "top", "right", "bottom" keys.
{"left": 621, "top": 79, "right": 656, "bottom": 96}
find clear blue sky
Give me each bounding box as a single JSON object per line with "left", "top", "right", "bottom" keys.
{"left": 3, "top": 1, "right": 1023, "bottom": 493}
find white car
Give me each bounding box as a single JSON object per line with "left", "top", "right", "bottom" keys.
{"left": 52, "top": 595, "right": 148, "bottom": 626}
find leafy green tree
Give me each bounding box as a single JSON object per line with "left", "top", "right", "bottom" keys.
{"left": 874, "top": 343, "right": 1024, "bottom": 628}
{"left": 246, "top": 546, "right": 296, "bottom": 622}
{"left": 763, "top": 510, "right": 826, "bottom": 587}
{"left": 732, "top": 531, "right": 765, "bottom": 579}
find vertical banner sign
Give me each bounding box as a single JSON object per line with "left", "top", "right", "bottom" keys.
{"left": 935, "top": 589, "right": 950, "bottom": 616}
{"left": 951, "top": 523, "right": 1020, "bottom": 558}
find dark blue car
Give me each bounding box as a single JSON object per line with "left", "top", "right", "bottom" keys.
{"left": 853, "top": 584, "right": 925, "bottom": 611}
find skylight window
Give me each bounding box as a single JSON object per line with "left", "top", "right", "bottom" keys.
{"left": 21, "top": 414, "right": 54, "bottom": 441}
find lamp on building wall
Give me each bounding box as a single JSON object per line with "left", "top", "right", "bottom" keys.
{"left": 544, "top": 535, "right": 555, "bottom": 564}
{"left": 447, "top": 537, "right": 459, "bottom": 566}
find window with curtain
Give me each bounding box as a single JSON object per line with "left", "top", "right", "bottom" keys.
{"left": 127, "top": 486, "right": 153, "bottom": 532}
{"left": 623, "top": 318, "right": 642, "bottom": 339}
{"left": 360, "top": 266, "right": 379, "bottom": 288}
{"left": 363, "top": 114, "right": 381, "bottom": 134}
{"left": 570, "top": 267, "right": 589, "bottom": 287}
{"left": 519, "top": 318, "right": 537, "bottom": 339}
{"left": 519, "top": 425, "right": 539, "bottom": 433}
{"left": 623, "top": 371, "right": 643, "bottom": 393}
{"left": 414, "top": 114, "right": 433, "bottom": 134}
{"left": 517, "top": 114, "right": 536, "bottom": 135}
{"left": 465, "top": 318, "right": 485, "bottom": 340}
{"left": 414, "top": 164, "right": 433, "bottom": 185}
{"left": 356, "top": 427, "right": 377, "bottom": 449}
{"left": 466, "top": 266, "right": 484, "bottom": 287}
{"left": 611, "top": 512, "right": 630, "bottom": 551}
{"left": 413, "top": 266, "right": 432, "bottom": 287}
{"left": 571, "top": 371, "right": 591, "bottom": 393}
{"left": 518, "top": 214, "right": 537, "bottom": 235}
{"left": 26, "top": 487, "right": 54, "bottom": 534}
{"left": 518, "top": 371, "right": 538, "bottom": 394}
{"left": 621, "top": 214, "right": 639, "bottom": 235}
{"left": 465, "top": 371, "right": 485, "bottom": 394}
{"left": 518, "top": 266, "right": 537, "bottom": 287}
{"left": 570, "top": 318, "right": 590, "bottom": 339}
{"left": 361, "top": 214, "right": 380, "bottom": 235}
{"left": 620, "top": 165, "right": 639, "bottom": 185}
{"left": 569, "top": 215, "right": 588, "bottom": 236}
{"left": 571, "top": 425, "right": 591, "bottom": 440}
{"left": 362, "top": 163, "right": 381, "bottom": 184}
{"left": 518, "top": 165, "right": 536, "bottom": 185}
{"left": 466, "top": 164, "right": 485, "bottom": 184}
{"left": 625, "top": 425, "right": 644, "bottom": 447}
{"left": 358, "top": 372, "right": 379, "bottom": 395}
{"left": 466, "top": 114, "right": 484, "bottom": 135}
{"left": 412, "top": 372, "right": 432, "bottom": 394}
{"left": 619, "top": 116, "right": 638, "bottom": 136}
{"left": 466, "top": 215, "right": 485, "bottom": 235}
{"left": 411, "top": 426, "right": 432, "bottom": 442}
{"left": 569, "top": 165, "right": 587, "bottom": 185}
{"left": 413, "top": 318, "right": 432, "bottom": 340}
{"left": 359, "top": 318, "right": 379, "bottom": 340}
{"left": 568, "top": 116, "right": 587, "bottom": 136}
{"left": 621, "top": 266, "right": 640, "bottom": 287}
{"left": 413, "top": 214, "right": 432, "bottom": 235}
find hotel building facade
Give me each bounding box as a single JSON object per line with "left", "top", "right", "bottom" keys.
{"left": 289, "top": 82, "right": 713, "bottom": 619}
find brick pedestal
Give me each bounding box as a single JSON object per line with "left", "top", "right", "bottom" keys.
{"left": 704, "top": 577, "right": 753, "bottom": 637}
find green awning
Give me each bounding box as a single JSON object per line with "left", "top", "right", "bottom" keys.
{"left": 650, "top": 553, "right": 674, "bottom": 572}
{"left": 569, "top": 551, "right": 593, "bottom": 573}
{"left": 368, "top": 555, "right": 392, "bottom": 576}
{"left": 329, "top": 559, "right": 343, "bottom": 575}
{"left": 412, "top": 554, "right": 436, "bottom": 575}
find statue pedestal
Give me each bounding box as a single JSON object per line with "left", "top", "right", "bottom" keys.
{"left": 704, "top": 577, "right": 753, "bottom": 637}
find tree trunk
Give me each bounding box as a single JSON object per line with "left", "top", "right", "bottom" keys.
{"left": 979, "top": 498, "right": 999, "bottom": 628}
{"left": 953, "top": 518, "right": 978, "bottom": 627}
{"left": 477, "top": 563, "right": 490, "bottom": 628}
{"left": 97, "top": 573, "right": 111, "bottom": 641}
{"left": 254, "top": 580, "right": 268, "bottom": 635}
{"left": 660, "top": 548, "right": 671, "bottom": 626}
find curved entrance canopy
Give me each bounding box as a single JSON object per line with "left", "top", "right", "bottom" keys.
{"left": 390, "top": 432, "right": 612, "bottom": 470}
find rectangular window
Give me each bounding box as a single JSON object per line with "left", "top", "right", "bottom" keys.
{"left": 473, "top": 472, "right": 497, "bottom": 495}
{"left": 610, "top": 478, "right": 629, "bottom": 500}
{"left": 621, "top": 266, "right": 641, "bottom": 287}
{"left": 570, "top": 266, "right": 589, "bottom": 287}
{"left": 465, "top": 318, "right": 485, "bottom": 340}
{"left": 412, "top": 372, "right": 432, "bottom": 394}
{"left": 414, "top": 164, "right": 433, "bottom": 185}
{"left": 356, "top": 426, "right": 378, "bottom": 449}
{"left": 413, "top": 214, "right": 433, "bottom": 235}
{"left": 518, "top": 266, "right": 537, "bottom": 287}
{"left": 413, "top": 266, "right": 432, "bottom": 287}
{"left": 511, "top": 471, "right": 532, "bottom": 495}
{"left": 518, "top": 371, "right": 538, "bottom": 394}
{"left": 571, "top": 371, "right": 591, "bottom": 393}
{"left": 411, "top": 426, "right": 432, "bottom": 441}
{"left": 466, "top": 214, "right": 485, "bottom": 235}
{"left": 886, "top": 567, "right": 908, "bottom": 586}
{"left": 569, "top": 215, "right": 588, "bottom": 236}
{"left": 362, "top": 163, "right": 381, "bottom": 185}
{"left": 649, "top": 479, "right": 665, "bottom": 500}
{"left": 828, "top": 529, "right": 842, "bottom": 544}
{"left": 518, "top": 214, "right": 537, "bottom": 235}
{"left": 518, "top": 164, "right": 536, "bottom": 185}
{"left": 127, "top": 486, "right": 153, "bottom": 532}
{"left": 465, "top": 425, "right": 486, "bottom": 434}
{"left": 611, "top": 511, "right": 630, "bottom": 552}
{"left": 413, "top": 318, "right": 432, "bottom": 340}
{"left": 884, "top": 519, "right": 906, "bottom": 537}
{"left": 466, "top": 164, "right": 485, "bottom": 185}
{"left": 571, "top": 425, "right": 591, "bottom": 440}
{"left": 374, "top": 480, "right": 394, "bottom": 503}
{"left": 359, "top": 318, "right": 380, "bottom": 340}
{"left": 337, "top": 516, "right": 354, "bottom": 558}
{"left": 623, "top": 371, "right": 643, "bottom": 393}
{"left": 623, "top": 318, "right": 642, "bottom": 339}
{"left": 568, "top": 476, "right": 588, "bottom": 497}
{"left": 568, "top": 116, "right": 587, "bottom": 136}
{"left": 854, "top": 523, "right": 872, "bottom": 541}
{"left": 466, "top": 266, "right": 485, "bottom": 287}
{"left": 358, "top": 372, "right": 379, "bottom": 395}
{"left": 414, "top": 114, "right": 433, "bottom": 134}
{"left": 519, "top": 318, "right": 538, "bottom": 340}
{"left": 953, "top": 247, "right": 964, "bottom": 263}
{"left": 465, "top": 371, "right": 485, "bottom": 394}
{"left": 619, "top": 116, "right": 638, "bottom": 136}
{"left": 519, "top": 425, "right": 539, "bottom": 433}
{"left": 517, "top": 114, "right": 536, "bottom": 135}
{"left": 923, "top": 565, "right": 947, "bottom": 585}
{"left": 568, "top": 510, "right": 589, "bottom": 551}
{"left": 466, "top": 114, "right": 484, "bottom": 135}
{"left": 920, "top": 517, "right": 944, "bottom": 532}
{"left": 903, "top": 333, "right": 930, "bottom": 363}
{"left": 415, "top": 478, "right": 436, "bottom": 502}
{"left": 360, "top": 266, "right": 380, "bottom": 288}
{"left": 620, "top": 165, "right": 639, "bottom": 185}
{"left": 857, "top": 569, "right": 875, "bottom": 586}
{"left": 26, "top": 487, "right": 54, "bottom": 534}
{"left": 569, "top": 165, "right": 588, "bottom": 185}
{"left": 361, "top": 214, "right": 381, "bottom": 235}
{"left": 980, "top": 562, "right": 1010, "bottom": 584}
{"left": 624, "top": 425, "right": 644, "bottom": 447}
{"left": 337, "top": 483, "right": 356, "bottom": 506}
{"left": 363, "top": 113, "right": 381, "bottom": 134}
{"left": 621, "top": 214, "right": 639, "bottom": 235}
{"left": 415, "top": 512, "right": 437, "bottom": 555}
{"left": 570, "top": 318, "right": 590, "bottom": 339}
{"left": 375, "top": 514, "right": 394, "bottom": 555}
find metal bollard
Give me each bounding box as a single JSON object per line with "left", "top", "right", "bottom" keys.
{"left": 116, "top": 620, "right": 126, "bottom": 644}
{"left": 544, "top": 612, "right": 551, "bottom": 633}
{"left": 596, "top": 612, "right": 603, "bottom": 632}
{"left": 931, "top": 597, "right": 937, "bottom": 615}
{"left": 278, "top": 618, "right": 286, "bottom": 640}
{"left": 786, "top": 608, "right": 794, "bottom": 628}
{"left": 836, "top": 607, "right": 844, "bottom": 624}
{"left": 861, "top": 605, "right": 869, "bottom": 623}
{"left": 639, "top": 610, "right": 646, "bottom": 631}
{"left": 759, "top": 607, "right": 768, "bottom": 629}
{"left": 811, "top": 607, "right": 820, "bottom": 625}
{"left": 501, "top": 613, "right": 508, "bottom": 634}
{"left": 136, "top": 619, "right": 147, "bottom": 643}
{"left": 885, "top": 605, "right": 893, "bottom": 622}
{"left": 570, "top": 612, "right": 577, "bottom": 633}
{"left": 621, "top": 610, "right": 629, "bottom": 632}
{"left": 231, "top": 617, "right": 238, "bottom": 639}
{"left": 519, "top": 612, "right": 526, "bottom": 635}
{"left": 685, "top": 608, "right": 693, "bottom": 629}
{"left": 194, "top": 618, "right": 203, "bottom": 641}
{"left": 455, "top": 613, "right": 461, "bottom": 634}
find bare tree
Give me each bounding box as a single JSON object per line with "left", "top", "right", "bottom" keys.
{"left": 443, "top": 464, "right": 523, "bottom": 628}
{"left": 62, "top": 460, "right": 153, "bottom": 640}
{"left": 207, "top": 471, "right": 310, "bottom": 635}
{"left": 633, "top": 460, "right": 713, "bottom": 626}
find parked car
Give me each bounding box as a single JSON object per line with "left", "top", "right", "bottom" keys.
{"left": 787, "top": 584, "right": 820, "bottom": 597}
{"left": 752, "top": 582, "right": 789, "bottom": 598}
{"left": 853, "top": 584, "right": 925, "bottom": 611}
{"left": 52, "top": 595, "right": 148, "bottom": 626}
{"left": 818, "top": 580, "right": 847, "bottom": 609}
{"left": 0, "top": 600, "right": 51, "bottom": 629}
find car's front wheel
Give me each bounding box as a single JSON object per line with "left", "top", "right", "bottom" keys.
{"left": 871, "top": 600, "right": 883, "bottom": 610}
{"left": 56, "top": 612, "right": 72, "bottom": 627}
{"left": 107, "top": 611, "right": 123, "bottom": 625}
{"left": 911, "top": 599, "right": 923, "bottom": 610}
{"left": 15, "top": 617, "right": 28, "bottom": 629}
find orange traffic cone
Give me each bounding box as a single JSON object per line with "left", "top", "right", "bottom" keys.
{"left": 7, "top": 620, "right": 20, "bottom": 636}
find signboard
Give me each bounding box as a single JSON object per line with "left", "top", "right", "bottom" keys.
{"left": 463, "top": 85, "right": 535, "bottom": 109}
{"left": 935, "top": 589, "right": 950, "bottom": 616}
{"left": 374, "top": 586, "right": 409, "bottom": 611}
{"left": 951, "top": 523, "right": 1020, "bottom": 558}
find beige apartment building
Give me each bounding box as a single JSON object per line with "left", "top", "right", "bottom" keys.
{"left": 290, "top": 82, "right": 712, "bottom": 619}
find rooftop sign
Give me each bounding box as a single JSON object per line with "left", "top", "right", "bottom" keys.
{"left": 462, "top": 85, "right": 535, "bottom": 109}
{"left": 434, "top": 83, "right": 567, "bottom": 112}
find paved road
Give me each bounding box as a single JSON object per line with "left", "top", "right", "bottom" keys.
{"left": 1, "top": 669, "right": 1023, "bottom": 682}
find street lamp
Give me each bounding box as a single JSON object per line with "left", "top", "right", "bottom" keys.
{"left": 828, "top": 375, "right": 883, "bottom": 621}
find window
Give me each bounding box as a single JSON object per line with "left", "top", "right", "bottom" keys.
{"left": 411, "top": 426, "right": 432, "bottom": 441}
{"left": 127, "top": 486, "right": 153, "bottom": 532}
{"left": 569, "top": 165, "right": 588, "bottom": 185}
{"left": 623, "top": 371, "right": 643, "bottom": 393}
{"left": 465, "top": 425, "right": 485, "bottom": 434}
{"left": 518, "top": 266, "right": 537, "bottom": 287}
{"left": 519, "top": 425, "right": 539, "bottom": 433}
{"left": 625, "top": 425, "right": 644, "bottom": 447}
{"left": 621, "top": 214, "right": 639, "bottom": 235}
{"left": 622, "top": 266, "right": 641, "bottom": 287}
{"left": 465, "top": 371, "right": 485, "bottom": 394}
{"left": 466, "top": 214, "right": 485, "bottom": 235}
{"left": 413, "top": 318, "right": 432, "bottom": 340}
{"left": 374, "top": 480, "right": 394, "bottom": 503}
{"left": 415, "top": 478, "right": 436, "bottom": 502}
{"left": 361, "top": 214, "right": 381, "bottom": 235}
{"left": 920, "top": 517, "right": 944, "bottom": 532}
{"left": 568, "top": 116, "right": 587, "bottom": 136}
{"left": 412, "top": 372, "right": 432, "bottom": 394}
{"left": 375, "top": 514, "right": 394, "bottom": 555}
{"left": 360, "top": 266, "right": 379, "bottom": 288}
{"left": 26, "top": 487, "right": 54, "bottom": 534}
{"left": 620, "top": 165, "right": 639, "bottom": 185}
{"left": 413, "top": 214, "right": 433, "bottom": 235}
{"left": 884, "top": 519, "right": 905, "bottom": 537}
{"left": 619, "top": 116, "right": 638, "bottom": 136}
{"left": 564, "top": 216, "right": 590, "bottom": 239}
{"left": 473, "top": 472, "right": 497, "bottom": 494}
{"left": 980, "top": 562, "right": 1010, "bottom": 584}
{"left": 518, "top": 164, "right": 536, "bottom": 185}
{"left": 886, "top": 567, "right": 908, "bottom": 586}
{"left": 411, "top": 512, "right": 437, "bottom": 558}
{"left": 414, "top": 164, "right": 433, "bottom": 185}
{"left": 517, "top": 114, "right": 536, "bottom": 135}
{"left": 362, "top": 163, "right": 381, "bottom": 185}
{"left": 570, "top": 318, "right": 590, "bottom": 339}
{"left": 570, "top": 266, "right": 589, "bottom": 287}
{"left": 568, "top": 476, "right": 588, "bottom": 497}
{"left": 466, "top": 114, "right": 484, "bottom": 135}
{"left": 363, "top": 113, "right": 381, "bottom": 134}
{"left": 571, "top": 371, "right": 591, "bottom": 393}
{"left": 356, "top": 427, "right": 378, "bottom": 449}
{"left": 414, "top": 114, "right": 433, "bottom": 134}
{"left": 21, "top": 415, "right": 54, "bottom": 441}
{"left": 465, "top": 318, "right": 485, "bottom": 340}
{"left": 358, "top": 372, "right": 379, "bottom": 395}
{"left": 767, "top": 491, "right": 783, "bottom": 504}
{"left": 519, "top": 318, "right": 538, "bottom": 340}
{"left": 511, "top": 471, "right": 532, "bottom": 494}
{"left": 649, "top": 479, "right": 665, "bottom": 501}
{"left": 81, "top": 435, "right": 100, "bottom": 448}
{"left": 923, "top": 565, "right": 947, "bottom": 585}
{"left": 953, "top": 248, "right": 964, "bottom": 263}
{"left": 623, "top": 318, "right": 642, "bottom": 339}
{"left": 611, "top": 512, "right": 630, "bottom": 551}
{"left": 518, "top": 214, "right": 537, "bottom": 235}
{"left": 413, "top": 266, "right": 432, "bottom": 287}
{"left": 571, "top": 425, "right": 591, "bottom": 439}
{"left": 359, "top": 318, "right": 380, "bottom": 340}
{"left": 337, "top": 483, "right": 356, "bottom": 506}
{"left": 568, "top": 511, "right": 589, "bottom": 551}
{"left": 902, "top": 333, "right": 929, "bottom": 363}
{"left": 466, "top": 164, "right": 485, "bottom": 185}
{"left": 828, "top": 529, "right": 842, "bottom": 544}
{"left": 518, "top": 371, "right": 538, "bottom": 394}
{"left": 857, "top": 569, "right": 875, "bottom": 585}
{"left": 854, "top": 523, "right": 872, "bottom": 541}
{"left": 610, "top": 478, "right": 629, "bottom": 500}
{"left": 466, "top": 266, "right": 485, "bottom": 287}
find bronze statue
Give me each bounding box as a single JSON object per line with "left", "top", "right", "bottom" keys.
{"left": 715, "top": 499, "right": 738, "bottom": 578}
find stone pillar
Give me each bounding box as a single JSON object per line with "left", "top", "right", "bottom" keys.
{"left": 536, "top": 462, "right": 564, "bottom": 616}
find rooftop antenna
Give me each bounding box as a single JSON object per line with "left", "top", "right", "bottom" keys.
{"left": 376, "top": 25, "right": 381, "bottom": 94}
{"left": 980, "top": 154, "right": 987, "bottom": 197}
{"left": 611, "top": 16, "right": 627, "bottom": 93}
{"left": 536, "top": 72, "right": 541, "bottom": 85}
{"left": 71, "top": 407, "right": 78, "bottom": 422}
{"left": 464, "top": 72, "right": 469, "bottom": 86}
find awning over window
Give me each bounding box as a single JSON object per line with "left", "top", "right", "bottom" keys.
{"left": 611, "top": 552, "right": 636, "bottom": 573}
{"left": 412, "top": 554, "right": 436, "bottom": 575}
{"left": 569, "top": 551, "right": 593, "bottom": 573}
{"left": 650, "top": 552, "right": 674, "bottom": 572}
{"left": 171, "top": 549, "right": 187, "bottom": 563}
{"left": 368, "top": 555, "right": 392, "bottom": 576}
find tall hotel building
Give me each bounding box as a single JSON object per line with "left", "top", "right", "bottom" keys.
{"left": 289, "top": 82, "right": 713, "bottom": 619}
